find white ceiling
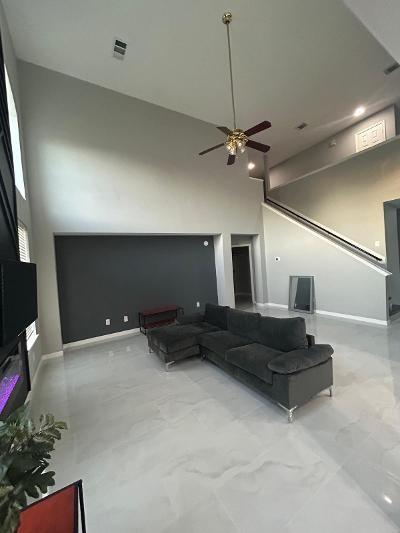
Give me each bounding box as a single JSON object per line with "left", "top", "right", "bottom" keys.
{"left": 343, "top": 0, "right": 400, "bottom": 66}
{"left": 3, "top": 0, "right": 400, "bottom": 166}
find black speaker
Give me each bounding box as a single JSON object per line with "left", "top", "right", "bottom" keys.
{"left": 0, "top": 260, "right": 38, "bottom": 346}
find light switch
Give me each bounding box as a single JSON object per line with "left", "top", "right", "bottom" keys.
{"left": 105, "top": 318, "right": 110, "bottom": 325}
{"left": 196, "top": 302, "right": 200, "bottom": 308}
{"left": 124, "top": 315, "right": 128, "bottom": 322}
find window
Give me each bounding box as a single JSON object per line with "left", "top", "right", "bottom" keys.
{"left": 18, "top": 222, "right": 37, "bottom": 343}
{"left": 5, "top": 66, "right": 26, "bottom": 198}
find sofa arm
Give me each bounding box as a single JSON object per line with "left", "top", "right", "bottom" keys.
{"left": 268, "top": 344, "right": 333, "bottom": 375}
{"left": 306, "top": 334, "right": 315, "bottom": 346}
{"left": 176, "top": 312, "right": 205, "bottom": 325}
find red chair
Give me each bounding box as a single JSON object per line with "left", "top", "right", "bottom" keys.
{"left": 18, "top": 480, "right": 86, "bottom": 533}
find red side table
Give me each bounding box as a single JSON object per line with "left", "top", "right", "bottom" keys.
{"left": 18, "top": 480, "right": 86, "bottom": 533}
{"left": 138, "top": 305, "right": 183, "bottom": 334}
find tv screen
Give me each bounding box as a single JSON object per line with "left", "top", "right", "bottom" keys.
{"left": 0, "top": 260, "right": 38, "bottom": 346}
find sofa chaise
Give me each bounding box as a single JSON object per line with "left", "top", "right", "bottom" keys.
{"left": 147, "top": 303, "right": 333, "bottom": 421}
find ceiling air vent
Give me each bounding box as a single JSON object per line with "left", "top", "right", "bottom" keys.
{"left": 113, "top": 39, "right": 127, "bottom": 60}
{"left": 384, "top": 62, "right": 399, "bottom": 75}
{"left": 295, "top": 122, "right": 308, "bottom": 130}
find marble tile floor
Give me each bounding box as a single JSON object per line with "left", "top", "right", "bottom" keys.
{"left": 30, "top": 306, "right": 400, "bottom": 532}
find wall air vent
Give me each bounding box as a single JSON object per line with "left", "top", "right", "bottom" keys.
{"left": 384, "top": 62, "right": 399, "bottom": 75}
{"left": 295, "top": 122, "right": 308, "bottom": 130}
{"left": 113, "top": 39, "right": 127, "bottom": 60}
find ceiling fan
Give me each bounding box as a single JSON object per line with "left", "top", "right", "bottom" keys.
{"left": 199, "top": 12, "right": 271, "bottom": 165}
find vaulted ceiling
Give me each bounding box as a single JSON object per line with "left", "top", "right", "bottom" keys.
{"left": 3, "top": 0, "right": 400, "bottom": 166}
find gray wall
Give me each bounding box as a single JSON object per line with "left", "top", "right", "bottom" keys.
{"left": 263, "top": 204, "right": 388, "bottom": 322}
{"left": 269, "top": 105, "right": 397, "bottom": 189}
{"left": 269, "top": 135, "right": 400, "bottom": 256}
{"left": 55, "top": 235, "right": 218, "bottom": 343}
{"left": 18, "top": 62, "right": 267, "bottom": 354}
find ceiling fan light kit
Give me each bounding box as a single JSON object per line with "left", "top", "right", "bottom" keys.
{"left": 198, "top": 12, "right": 271, "bottom": 165}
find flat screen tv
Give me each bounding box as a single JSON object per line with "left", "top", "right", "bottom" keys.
{"left": 0, "top": 260, "right": 38, "bottom": 346}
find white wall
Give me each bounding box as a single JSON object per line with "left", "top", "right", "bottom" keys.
{"left": 0, "top": 3, "right": 41, "bottom": 377}
{"left": 269, "top": 136, "right": 400, "bottom": 257}
{"left": 263, "top": 204, "right": 388, "bottom": 323}
{"left": 269, "top": 105, "right": 397, "bottom": 188}
{"left": 18, "top": 62, "right": 266, "bottom": 354}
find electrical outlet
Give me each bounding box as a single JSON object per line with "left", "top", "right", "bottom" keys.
{"left": 196, "top": 301, "right": 200, "bottom": 308}
{"left": 124, "top": 315, "right": 128, "bottom": 322}
{"left": 105, "top": 318, "right": 110, "bottom": 326}
{"left": 374, "top": 241, "right": 380, "bottom": 248}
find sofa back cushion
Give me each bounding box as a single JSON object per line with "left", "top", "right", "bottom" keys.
{"left": 227, "top": 309, "right": 260, "bottom": 340}
{"left": 257, "top": 316, "right": 307, "bottom": 352}
{"left": 204, "top": 303, "right": 229, "bottom": 329}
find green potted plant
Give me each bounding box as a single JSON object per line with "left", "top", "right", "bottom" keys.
{"left": 0, "top": 404, "right": 67, "bottom": 533}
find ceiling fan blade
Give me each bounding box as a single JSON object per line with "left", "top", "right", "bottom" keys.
{"left": 244, "top": 120, "right": 271, "bottom": 137}
{"left": 246, "top": 139, "right": 271, "bottom": 153}
{"left": 227, "top": 154, "right": 236, "bottom": 165}
{"left": 199, "top": 142, "right": 225, "bottom": 156}
{"left": 217, "top": 126, "right": 232, "bottom": 135}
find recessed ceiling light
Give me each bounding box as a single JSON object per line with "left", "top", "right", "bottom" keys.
{"left": 248, "top": 162, "right": 255, "bottom": 170}
{"left": 353, "top": 106, "right": 366, "bottom": 118}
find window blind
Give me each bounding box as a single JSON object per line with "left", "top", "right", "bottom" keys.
{"left": 17, "top": 222, "right": 36, "bottom": 342}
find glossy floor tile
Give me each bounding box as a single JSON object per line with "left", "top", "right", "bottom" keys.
{"left": 30, "top": 307, "right": 400, "bottom": 532}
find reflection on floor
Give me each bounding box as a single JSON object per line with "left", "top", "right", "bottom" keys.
{"left": 31, "top": 306, "right": 400, "bottom": 532}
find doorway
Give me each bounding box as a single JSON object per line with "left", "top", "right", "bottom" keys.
{"left": 232, "top": 245, "right": 254, "bottom": 308}
{"left": 384, "top": 201, "right": 400, "bottom": 317}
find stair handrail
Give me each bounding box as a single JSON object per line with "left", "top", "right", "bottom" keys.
{"left": 264, "top": 196, "right": 384, "bottom": 263}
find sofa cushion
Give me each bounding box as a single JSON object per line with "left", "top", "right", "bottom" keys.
{"left": 268, "top": 344, "right": 334, "bottom": 375}
{"left": 257, "top": 316, "right": 307, "bottom": 352}
{"left": 226, "top": 343, "right": 282, "bottom": 384}
{"left": 198, "top": 330, "right": 252, "bottom": 357}
{"left": 148, "top": 325, "right": 200, "bottom": 353}
{"left": 204, "top": 303, "right": 229, "bottom": 330}
{"left": 177, "top": 312, "right": 204, "bottom": 325}
{"left": 227, "top": 309, "right": 260, "bottom": 341}
{"left": 192, "top": 322, "right": 221, "bottom": 334}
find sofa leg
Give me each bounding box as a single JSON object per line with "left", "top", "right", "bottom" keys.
{"left": 165, "top": 361, "right": 175, "bottom": 372}
{"left": 329, "top": 386, "right": 333, "bottom": 397}
{"left": 287, "top": 408, "right": 296, "bottom": 423}
{"left": 277, "top": 403, "right": 297, "bottom": 423}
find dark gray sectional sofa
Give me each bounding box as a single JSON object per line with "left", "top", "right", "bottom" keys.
{"left": 147, "top": 303, "right": 333, "bottom": 421}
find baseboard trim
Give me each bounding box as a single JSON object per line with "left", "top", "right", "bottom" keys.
{"left": 42, "top": 350, "right": 64, "bottom": 360}
{"left": 63, "top": 328, "right": 141, "bottom": 351}
{"left": 264, "top": 302, "right": 288, "bottom": 309}
{"left": 258, "top": 302, "right": 388, "bottom": 326}
{"left": 315, "top": 309, "right": 388, "bottom": 326}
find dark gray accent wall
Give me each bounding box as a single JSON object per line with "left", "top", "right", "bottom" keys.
{"left": 55, "top": 235, "right": 218, "bottom": 344}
